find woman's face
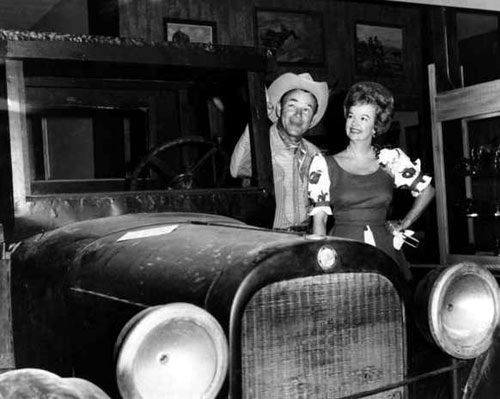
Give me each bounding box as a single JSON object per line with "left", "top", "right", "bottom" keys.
{"left": 345, "top": 103, "right": 377, "bottom": 142}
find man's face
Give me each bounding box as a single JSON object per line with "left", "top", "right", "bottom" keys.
{"left": 277, "top": 89, "right": 317, "bottom": 140}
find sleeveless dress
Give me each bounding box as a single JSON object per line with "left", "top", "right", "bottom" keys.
{"left": 325, "top": 156, "right": 411, "bottom": 280}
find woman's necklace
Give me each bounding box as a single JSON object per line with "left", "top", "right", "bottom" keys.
{"left": 344, "top": 144, "right": 379, "bottom": 174}
{"left": 346, "top": 144, "right": 375, "bottom": 159}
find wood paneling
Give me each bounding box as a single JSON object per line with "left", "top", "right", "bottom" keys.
{"left": 117, "top": 0, "right": 423, "bottom": 108}
{"left": 0, "top": 0, "right": 60, "bottom": 30}
{"left": 118, "top": 0, "right": 233, "bottom": 44}
{"left": 88, "top": 0, "right": 118, "bottom": 36}
{"left": 460, "top": 30, "right": 500, "bottom": 86}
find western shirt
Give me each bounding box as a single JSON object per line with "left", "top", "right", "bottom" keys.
{"left": 230, "top": 123, "right": 320, "bottom": 229}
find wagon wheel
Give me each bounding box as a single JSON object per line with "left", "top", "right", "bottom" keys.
{"left": 129, "top": 136, "right": 228, "bottom": 190}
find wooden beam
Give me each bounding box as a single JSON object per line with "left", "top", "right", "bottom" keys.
{"left": 5, "top": 60, "right": 29, "bottom": 214}
{"left": 1, "top": 41, "right": 269, "bottom": 72}
{"left": 25, "top": 77, "right": 193, "bottom": 91}
{"left": 377, "top": 0, "right": 500, "bottom": 12}
{"left": 23, "top": 87, "right": 152, "bottom": 111}
{"left": 435, "top": 78, "right": 500, "bottom": 122}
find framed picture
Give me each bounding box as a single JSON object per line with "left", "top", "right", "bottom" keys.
{"left": 163, "top": 18, "right": 217, "bottom": 45}
{"left": 254, "top": 8, "right": 324, "bottom": 65}
{"left": 355, "top": 22, "right": 404, "bottom": 78}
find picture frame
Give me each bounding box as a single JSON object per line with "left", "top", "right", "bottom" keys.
{"left": 254, "top": 8, "right": 324, "bottom": 66}
{"left": 163, "top": 18, "right": 217, "bottom": 45}
{"left": 355, "top": 22, "right": 404, "bottom": 78}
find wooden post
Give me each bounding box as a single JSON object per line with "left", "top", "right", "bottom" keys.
{"left": 247, "top": 71, "right": 274, "bottom": 196}
{"left": 428, "top": 64, "right": 449, "bottom": 264}
{"left": 0, "top": 224, "right": 15, "bottom": 372}
{"left": 6, "top": 59, "right": 30, "bottom": 215}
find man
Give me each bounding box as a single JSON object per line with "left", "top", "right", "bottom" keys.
{"left": 230, "top": 72, "right": 329, "bottom": 230}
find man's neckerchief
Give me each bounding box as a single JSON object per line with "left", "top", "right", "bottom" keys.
{"left": 276, "top": 125, "right": 309, "bottom": 181}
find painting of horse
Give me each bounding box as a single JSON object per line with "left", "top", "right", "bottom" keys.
{"left": 355, "top": 23, "right": 404, "bottom": 78}
{"left": 255, "top": 8, "right": 324, "bottom": 65}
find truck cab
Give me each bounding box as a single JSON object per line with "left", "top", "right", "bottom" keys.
{"left": 0, "top": 29, "right": 499, "bottom": 399}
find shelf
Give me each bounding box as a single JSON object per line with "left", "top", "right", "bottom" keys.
{"left": 447, "top": 254, "right": 500, "bottom": 270}
{"left": 462, "top": 216, "right": 500, "bottom": 221}
{"left": 460, "top": 172, "right": 500, "bottom": 178}
{"left": 429, "top": 63, "right": 500, "bottom": 263}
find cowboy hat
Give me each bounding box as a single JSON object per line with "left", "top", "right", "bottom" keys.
{"left": 267, "top": 72, "right": 329, "bottom": 128}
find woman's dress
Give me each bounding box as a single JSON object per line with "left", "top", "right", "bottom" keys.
{"left": 325, "top": 156, "right": 411, "bottom": 280}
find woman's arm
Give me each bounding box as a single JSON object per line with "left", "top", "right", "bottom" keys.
{"left": 312, "top": 211, "right": 329, "bottom": 235}
{"left": 391, "top": 184, "right": 435, "bottom": 232}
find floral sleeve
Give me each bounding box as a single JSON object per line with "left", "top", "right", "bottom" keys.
{"left": 377, "top": 147, "right": 432, "bottom": 197}
{"left": 308, "top": 154, "right": 332, "bottom": 216}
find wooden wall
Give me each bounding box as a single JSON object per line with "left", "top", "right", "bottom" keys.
{"left": 116, "top": 0, "right": 424, "bottom": 111}
{"left": 32, "top": 0, "right": 88, "bottom": 34}
{"left": 460, "top": 30, "right": 500, "bottom": 86}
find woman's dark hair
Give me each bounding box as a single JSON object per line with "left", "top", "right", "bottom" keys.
{"left": 343, "top": 81, "right": 394, "bottom": 135}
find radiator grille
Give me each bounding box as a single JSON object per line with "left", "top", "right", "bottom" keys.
{"left": 241, "top": 273, "right": 406, "bottom": 399}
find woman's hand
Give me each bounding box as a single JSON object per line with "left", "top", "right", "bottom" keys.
{"left": 386, "top": 220, "right": 420, "bottom": 249}
{"left": 386, "top": 220, "right": 404, "bottom": 234}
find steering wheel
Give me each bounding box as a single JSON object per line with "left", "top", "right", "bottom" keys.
{"left": 129, "top": 136, "right": 228, "bottom": 190}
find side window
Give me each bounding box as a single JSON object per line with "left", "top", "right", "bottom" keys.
{"left": 28, "top": 109, "right": 148, "bottom": 194}
{"left": 24, "top": 81, "right": 248, "bottom": 194}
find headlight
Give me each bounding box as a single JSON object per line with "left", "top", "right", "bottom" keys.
{"left": 415, "top": 262, "right": 500, "bottom": 359}
{"left": 316, "top": 245, "right": 338, "bottom": 271}
{"left": 115, "top": 303, "right": 228, "bottom": 399}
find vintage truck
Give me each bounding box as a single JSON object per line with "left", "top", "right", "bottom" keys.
{"left": 0, "top": 29, "right": 499, "bottom": 399}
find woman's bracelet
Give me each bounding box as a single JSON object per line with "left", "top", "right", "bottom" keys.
{"left": 400, "top": 218, "right": 411, "bottom": 230}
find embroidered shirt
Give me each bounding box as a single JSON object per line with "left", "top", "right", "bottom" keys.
{"left": 308, "top": 153, "right": 333, "bottom": 217}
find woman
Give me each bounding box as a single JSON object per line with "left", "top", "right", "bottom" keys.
{"left": 308, "top": 81, "right": 435, "bottom": 280}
